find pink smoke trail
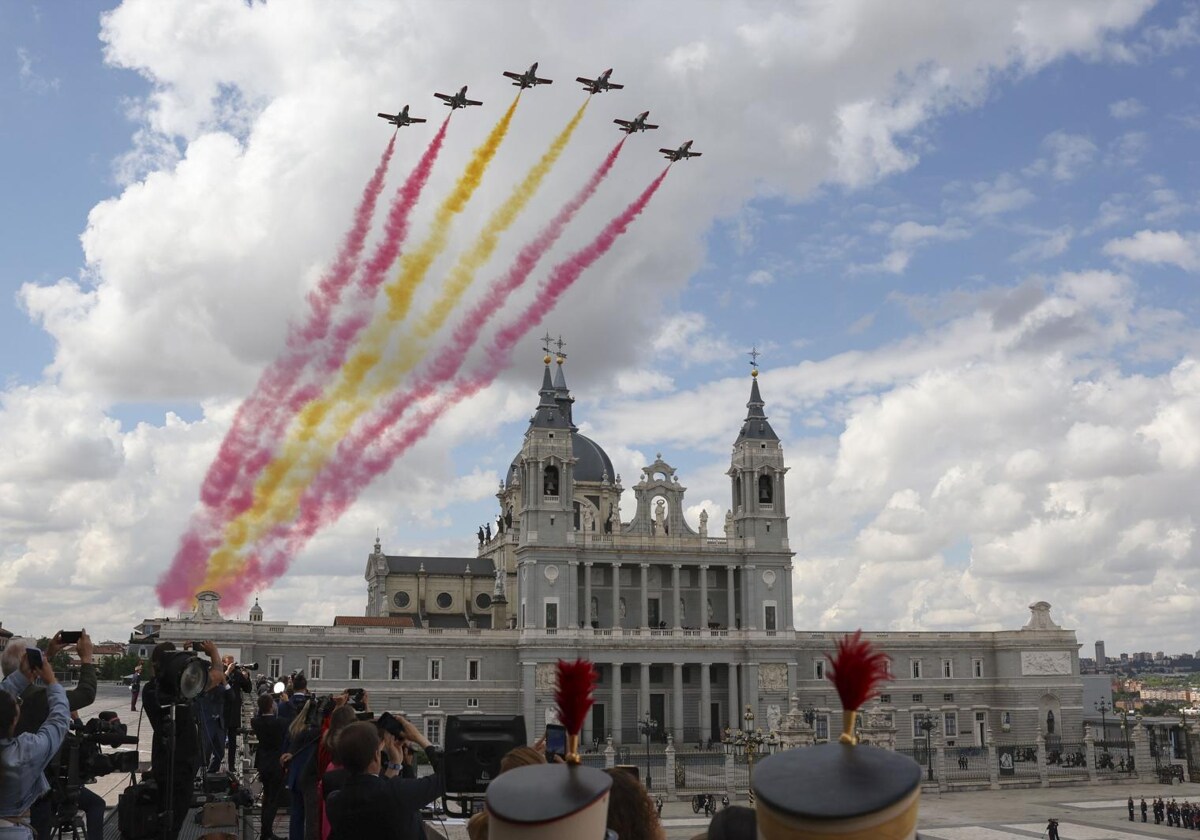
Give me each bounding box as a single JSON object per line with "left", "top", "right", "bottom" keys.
{"left": 159, "top": 121, "right": 450, "bottom": 607}
{"left": 227, "top": 166, "right": 669, "bottom": 599}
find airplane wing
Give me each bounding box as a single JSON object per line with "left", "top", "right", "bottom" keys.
{"left": 576, "top": 76, "right": 596, "bottom": 85}
{"left": 465, "top": 98, "right": 483, "bottom": 106}
{"left": 503, "top": 71, "right": 522, "bottom": 80}
{"left": 614, "top": 119, "right": 632, "bottom": 126}
{"left": 534, "top": 77, "right": 553, "bottom": 85}
{"left": 688, "top": 151, "right": 701, "bottom": 157}
{"left": 607, "top": 82, "right": 625, "bottom": 89}
{"left": 410, "top": 117, "right": 427, "bottom": 123}
{"left": 434, "top": 93, "right": 453, "bottom": 101}
{"left": 644, "top": 123, "right": 659, "bottom": 130}
{"left": 658, "top": 148, "right": 674, "bottom": 155}
{"left": 378, "top": 113, "right": 396, "bottom": 120}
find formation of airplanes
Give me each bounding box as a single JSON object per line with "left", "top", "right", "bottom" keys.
{"left": 378, "top": 63, "right": 701, "bottom": 161}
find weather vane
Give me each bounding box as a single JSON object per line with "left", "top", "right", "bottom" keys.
{"left": 748, "top": 345, "right": 761, "bottom": 372}
{"left": 554, "top": 335, "right": 568, "bottom": 359}
{"left": 541, "top": 332, "right": 555, "bottom": 355}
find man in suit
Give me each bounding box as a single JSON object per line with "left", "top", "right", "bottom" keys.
{"left": 252, "top": 693, "right": 288, "bottom": 840}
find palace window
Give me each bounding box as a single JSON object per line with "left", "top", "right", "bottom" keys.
{"left": 944, "top": 711, "right": 958, "bottom": 738}
{"left": 268, "top": 657, "right": 283, "bottom": 680}
{"left": 349, "top": 657, "right": 363, "bottom": 681}
{"left": 972, "top": 658, "right": 984, "bottom": 678}
{"left": 467, "top": 698, "right": 479, "bottom": 709}
{"left": 389, "top": 659, "right": 403, "bottom": 681}
{"left": 911, "top": 659, "right": 922, "bottom": 679}
{"left": 879, "top": 694, "right": 891, "bottom": 704}
{"left": 468, "top": 659, "right": 481, "bottom": 681}
{"left": 912, "top": 712, "right": 934, "bottom": 738}
{"left": 429, "top": 659, "right": 442, "bottom": 681}
{"left": 942, "top": 659, "right": 953, "bottom": 678}
{"left": 813, "top": 660, "right": 825, "bottom": 680}
{"left": 425, "top": 718, "right": 442, "bottom": 746}
{"left": 815, "top": 714, "right": 829, "bottom": 741}
{"left": 308, "top": 657, "right": 323, "bottom": 680}
{"left": 943, "top": 693, "right": 954, "bottom": 703}
{"left": 912, "top": 693, "right": 923, "bottom": 703}
{"left": 428, "top": 698, "right": 440, "bottom": 708}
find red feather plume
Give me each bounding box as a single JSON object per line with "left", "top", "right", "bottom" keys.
{"left": 826, "top": 630, "right": 892, "bottom": 712}
{"left": 555, "top": 658, "right": 598, "bottom": 736}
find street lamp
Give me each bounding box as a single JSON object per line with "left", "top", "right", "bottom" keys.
{"left": 1095, "top": 699, "right": 1113, "bottom": 770}
{"left": 917, "top": 715, "right": 938, "bottom": 782}
{"left": 638, "top": 713, "right": 657, "bottom": 790}
{"left": 1116, "top": 708, "right": 1139, "bottom": 773}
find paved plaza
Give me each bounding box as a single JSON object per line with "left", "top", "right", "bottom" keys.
{"left": 75, "top": 685, "right": 1200, "bottom": 839}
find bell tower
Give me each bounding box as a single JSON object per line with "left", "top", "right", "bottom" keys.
{"left": 727, "top": 356, "right": 788, "bottom": 552}
{"left": 515, "top": 348, "right": 576, "bottom": 547}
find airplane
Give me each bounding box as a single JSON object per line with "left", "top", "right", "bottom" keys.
{"left": 503, "top": 62, "right": 553, "bottom": 89}
{"left": 434, "top": 86, "right": 483, "bottom": 109}
{"left": 614, "top": 111, "right": 659, "bottom": 134}
{"left": 376, "top": 105, "right": 427, "bottom": 128}
{"left": 660, "top": 140, "right": 702, "bottom": 161}
{"left": 576, "top": 68, "right": 624, "bottom": 94}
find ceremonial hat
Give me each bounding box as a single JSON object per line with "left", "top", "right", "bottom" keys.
{"left": 485, "top": 659, "right": 612, "bottom": 840}
{"left": 752, "top": 631, "right": 922, "bottom": 840}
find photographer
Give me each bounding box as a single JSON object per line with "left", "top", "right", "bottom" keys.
{"left": 323, "top": 716, "right": 442, "bottom": 840}
{"left": 251, "top": 694, "right": 286, "bottom": 840}
{"left": 222, "top": 657, "right": 252, "bottom": 772}
{"left": 142, "top": 641, "right": 225, "bottom": 840}
{"left": 0, "top": 650, "right": 69, "bottom": 839}
{"left": 0, "top": 633, "right": 102, "bottom": 840}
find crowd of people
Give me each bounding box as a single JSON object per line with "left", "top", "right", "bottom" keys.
{"left": 1139, "top": 794, "right": 1200, "bottom": 828}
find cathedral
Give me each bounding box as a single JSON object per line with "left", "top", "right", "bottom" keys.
{"left": 162, "top": 352, "right": 1084, "bottom": 752}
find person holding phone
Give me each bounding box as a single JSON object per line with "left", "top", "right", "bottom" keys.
{"left": 0, "top": 649, "right": 69, "bottom": 839}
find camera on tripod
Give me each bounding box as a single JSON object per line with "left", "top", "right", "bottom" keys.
{"left": 50, "top": 714, "right": 140, "bottom": 838}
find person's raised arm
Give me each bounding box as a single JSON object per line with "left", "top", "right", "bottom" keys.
{"left": 201, "top": 641, "right": 226, "bottom": 689}
{"left": 27, "top": 656, "right": 70, "bottom": 769}
{"left": 67, "top": 631, "right": 97, "bottom": 711}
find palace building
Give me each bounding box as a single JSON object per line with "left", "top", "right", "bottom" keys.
{"left": 160, "top": 353, "right": 1084, "bottom": 752}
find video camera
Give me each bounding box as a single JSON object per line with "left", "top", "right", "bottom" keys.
{"left": 66, "top": 716, "right": 140, "bottom": 778}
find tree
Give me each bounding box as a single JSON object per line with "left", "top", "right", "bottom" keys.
{"left": 97, "top": 652, "right": 142, "bottom": 681}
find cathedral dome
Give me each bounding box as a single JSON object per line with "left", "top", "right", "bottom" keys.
{"left": 506, "top": 431, "right": 615, "bottom": 488}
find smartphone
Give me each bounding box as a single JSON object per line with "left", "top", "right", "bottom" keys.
{"left": 347, "top": 688, "right": 366, "bottom": 711}
{"left": 545, "top": 723, "right": 567, "bottom": 759}
{"left": 58, "top": 631, "right": 83, "bottom": 644}
{"left": 26, "top": 647, "right": 44, "bottom": 670}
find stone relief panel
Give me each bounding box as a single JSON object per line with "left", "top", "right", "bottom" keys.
{"left": 1020, "top": 651, "right": 1072, "bottom": 676}
{"left": 758, "top": 663, "right": 788, "bottom": 691}
{"left": 535, "top": 663, "right": 557, "bottom": 691}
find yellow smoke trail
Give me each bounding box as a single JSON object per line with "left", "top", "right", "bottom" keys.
{"left": 203, "top": 96, "right": 586, "bottom": 591}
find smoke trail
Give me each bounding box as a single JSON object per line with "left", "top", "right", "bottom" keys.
{"left": 205, "top": 167, "right": 667, "bottom": 601}
{"left": 193, "top": 97, "right": 522, "bottom": 597}
{"left": 158, "top": 122, "right": 451, "bottom": 607}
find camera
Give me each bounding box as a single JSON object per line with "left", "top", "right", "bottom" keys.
{"left": 51, "top": 715, "right": 140, "bottom": 830}
{"left": 239, "top": 661, "right": 259, "bottom": 671}
{"left": 347, "top": 688, "right": 366, "bottom": 711}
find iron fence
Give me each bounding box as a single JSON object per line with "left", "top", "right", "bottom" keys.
{"left": 896, "top": 746, "right": 938, "bottom": 781}
{"left": 996, "top": 743, "right": 1040, "bottom": 780}
{"left": 1094, "top": 740, "right": 1135, "bottom": 777}
{"left": 1046, "top": 742, "right": 1088, "bottom": 777}
{"left": 676, "top": 751, "right": 727, "bottom": 791}
{"left": 944, "top": 746, "right": 989, "bottom": 782}
{"left": 579, "top": 753, "right": 608, "bottom": 770}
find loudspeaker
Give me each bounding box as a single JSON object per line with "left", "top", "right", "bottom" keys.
{"left": 117, "top": 780, "right": 160, "bottom": 840}
{"left": 443, "top": 715, "right": 528, "bottom": 793}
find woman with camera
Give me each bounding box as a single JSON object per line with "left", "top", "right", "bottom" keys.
{"left": 0, "top": 651, "right": 69, "bottom": 838}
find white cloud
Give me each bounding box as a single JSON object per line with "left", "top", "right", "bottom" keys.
{"left": 15, "top": 47, "right": 59, "bottom": 94}
{"left": 1039, "top": 130, "right": 1099, "bottom": 181}
{"left": 854, "top": 219, "right": 969, "bottom": 274}
{"left": 1103, "top": 230, "right": 1200, "bottom": 272}
{"left": 650, "top": 312, "right": 735, "bottom": 368}
{"left": 1010, "top": 226, "right": 1073, "bottom": 263}
{"left": 745, "top": 269, "right": 775, "bottom": 286}
{"left": 968, "top": 174, "right": 1035, "bottom": 216}
{"left": 1109, "top": 97, "right": 1144, "bottom": 119}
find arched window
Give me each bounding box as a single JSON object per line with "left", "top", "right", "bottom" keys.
{"left": 543, "top": 464, "right": 559, "bottom": 496}
{"left": 758, "top": 473, "right": 773, "bottom": 504}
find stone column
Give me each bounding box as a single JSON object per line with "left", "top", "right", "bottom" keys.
{"left": 726, "top": 566, "right": 737, "bottom": 629}
{"left": 700, "top": 664, "right": 712, "bottom": 747}
{"left": 699, "top": 564, "right": 710, "bottom": 631}
{"left": 665, "top": 735, "right": 677, "bottom": 798}
{"left": 1036, "top": 733, "right": 1049, "bottom": 788}
{"left": 1133, "top": 723, "right": 1154, "bottom": 783}
{"left": 640, "top": 663, "right": 652, "bottom": 738}
{"left": 987, "top": 728, "right": 1000, "bottom": 790}
{"left": 640, "top": 563, "right": 650, "bottom": 629}
{"left": 783, "top": 563, "right": 795, "bottom": 630}
{"left": 727, "top": 663, "right": 740, "bottom": 729}
{"left": 747, "top": 662, "right": 760, "bottom": 726}
{"left": 935, "top": 741, "right": 947, "bottom": 792}
{"left": 521, "top": 661, "right": 537, "bottom": 740}
{"left": 611, "top": 662, "right": 623, "bottom": 745}
{"left": 1083, "top": 724, "right": 1098, "bottom": 785}
{"left": 745, "top": 564, "right": 758, "bottom": 630}
{"left": 671, "top": 563, "right": 682, "bottom": 629}
{"left": 786, "top": 661, "right": 798, "bottom": 700}
{"left": 584, "top": 561, "right": 593, "bottom": 629}
{"left": 673, "top": 663, "right": 685, "bottom": 745}
{"left": 604, "top": 736, "right": 615, "bottom": 769}
{"left": 612, "top": 562, "right": 622, "bottom": 629}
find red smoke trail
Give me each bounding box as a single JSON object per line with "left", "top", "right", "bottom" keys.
{"left": 231, "top": 166, "right": 668, "bottom": 597}
{"left": 159, "top": 121, "right": 449, "bottom": 607}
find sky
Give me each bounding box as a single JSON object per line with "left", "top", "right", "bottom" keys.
{"left": 2, "top": 0, "right": 1199, "bottom": 654}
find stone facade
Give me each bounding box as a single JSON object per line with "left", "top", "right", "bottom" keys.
{"left": 160, "top": 358, "right": 1084, "bottom": 752}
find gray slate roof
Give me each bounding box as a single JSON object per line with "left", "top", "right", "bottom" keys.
{"left": 384, "top": 555, "right": 495, "bottom": 576}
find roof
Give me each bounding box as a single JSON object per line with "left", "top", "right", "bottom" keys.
{"left": 333, "top": 616, "right": 416, "bottom": 628}
{"left": 507, "top": 432, "right": 616, "bottom": 487}
{"left": 735, "top": 376, "right": 779, "bottom": 443}
{"left": 383, "top": 556, "right": 494, "bottom": 576}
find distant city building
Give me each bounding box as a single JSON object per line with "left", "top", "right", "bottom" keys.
{"left": 1095, "top": 640, "right": 1106, "bottom": 669}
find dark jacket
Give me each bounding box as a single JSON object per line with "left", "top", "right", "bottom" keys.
{"left": 325, "top": 756, "right": 443, "bottom": 840}
{"left": 251, "top": 714, "right": 287, "bottom": 772}
{"left": 15, "top": 663, "right": 97, "bottom": 735}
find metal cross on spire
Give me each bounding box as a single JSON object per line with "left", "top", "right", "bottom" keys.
{"left": 748, "top": 345, "right": 761, "bottom": 371}
{"left": 554, "top": 335, "right": 568, "bottom": 359}
{"left": 540, "top": 332, "right": 555, "bottom": 355}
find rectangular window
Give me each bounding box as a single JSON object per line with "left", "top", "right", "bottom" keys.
{"left": 941, "top": 659, "right": 953, "bottom": 679}
{"left": 815, "top": 714, "right": 829, "bottom": 741}
{"left": 545, "top": 599, "right": 559, "bottom": 629}
{"left": 879, "top": 694, "right": 891, "bottom": 704}
{"left": 428, "top": 698, "right": 440, "bottom": 708}
{"left": 814, "top": 660, "right": 825, "bottom": 680}
{"left": 912, "top": 693, "right": 923, "bottom": 704}
{"left": 883, "top": 658, "right": 892, "bottom": 677}
{"left": 621, "top": 666, "right": 632, "bottom": 685}
{"left": 425, "top": 718, "right": 442, "bottom": 746}
{"left": 972, "top": 658, "right": 983, "bottom": 678}
{"left": 911, "top": 659, "right": 922, "bottom": 679}
{"left": 764, "top": 603, "right": 777, "bottom": 631}
{"left": 943, "top": 693, "right": 954, "bottom": 703}
{"left": 944, "top": 711, "right": 958, "bottom": 738}
{"left": 912, "top": 712, "right": 934, "bottom": 738}
{"left": 467, "top": 698, "right": 479, "bottom": 709}
{"left": 429, "top": 658, "right": 442, "bottom": 681}
{"left": 389, "top": 659, "right": 403, "bottom": 681}
{"left": 468, "top": 659, "right": 481, "bottom": 681}
{"left": 349, "top": 657, "right": 363, "bottom": 680}
{"left": 649, "top": 665, "right": 664, "bottom": 683}
{"left": 268, "top": 656, "right": 283, "bottom": 680}
{"left": 308, "top": 657, "right": 323, "bottom": 680}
